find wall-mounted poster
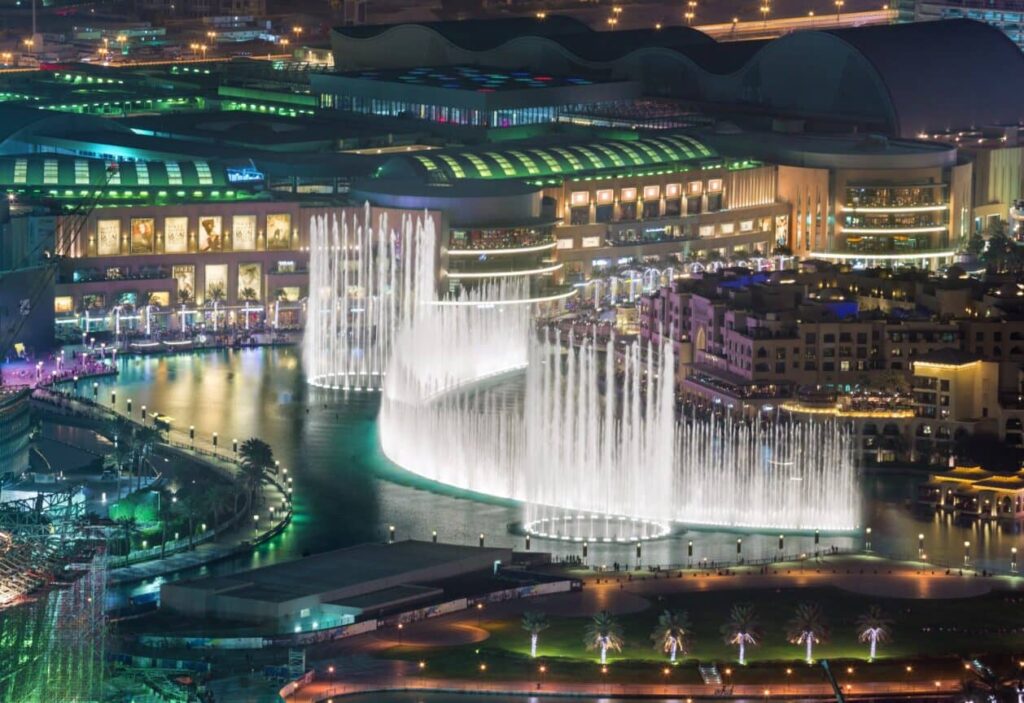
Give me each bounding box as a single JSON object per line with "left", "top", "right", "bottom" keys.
{"left": 237, "top": 262, "right": 262, "bottom": 302}
{"left": 164, "top": 217, "right": 188, "bottom": 253}
{"left": 115, "top": 291, "right": 138, "bottom": 308}
{"left": 130, "top": 218, "right": 155, "bottom": 254}
{"left": 266, "top": 213, "right": 291, "bottom": 250}
{"left": 232, "top": 215, "right": 257, "bottom": 251}
{"left": 205, "top": 264, "right": 228, "bottom": 303}
{"left": 172, "top": 264, "right": 195, "bottom": 304}
{"left": 81, "top": 293, "right": 105, "bottom": 310}
{"left": 277, "top": 286, "right": 300, "bottom": 302}
{"left": 147, "top": 291, "right": 170, "bottom": 307}
{"left": 198, "top": 216, "right": 222, "bottom": 252}
{"left": 97, "top": 220, "right": 121, "bottom": 256}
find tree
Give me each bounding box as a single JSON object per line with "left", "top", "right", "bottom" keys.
{"left": 651, "top": 609, "right": 692, "bottom": 663}
{"left": 133, "top": 424, "right": 163, "bottom": 491}
{"left": 856, "top": 605, "right": 892, "bottom": 661}
{"left": 965, "top": 231, "right": 985, "bottom": 257}
{"left": 521, "top": 611, "right": 549, "bottom": 658}
{"left": 239, "top": 287, "right": 259, "bottom": 303}
{"left": 584, "top": 610, "right": 624, "bottom": 664}
{"left": 238, "top": 437, "right": 276, "bottom": 509}
{"left": 721, "top": 603, "right": 759, "bottom": 665}
{"left": 115, "top": 516, "right": 139, "bottom": 566}
{"left": 787, "top": 603, "right": 828, "bottom": 663}
{"left": 207, "top": 282, "right": 226, "bottom": 304}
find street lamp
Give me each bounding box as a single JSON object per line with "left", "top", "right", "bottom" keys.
{"left": 834, "top": 0, "right": 845, "bottom": 20}
{"left": 963, "top": 540, "right": 971, "bottom": 566}
{"left": 865, "top": 526, "right": 872, "bottom": 552}
{"left": 1013, "top": 547, "right": 1018, "bottom": 573}
{"left": 760, "top": 3, "right": 770, "bottom": 26}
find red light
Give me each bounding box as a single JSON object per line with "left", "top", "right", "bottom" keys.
{"left": 534, "top": 75, "right": 553, "bottom": 81}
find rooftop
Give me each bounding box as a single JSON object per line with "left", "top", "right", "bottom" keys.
{"left": 336, "top": 65, "right": 607, "bottom": 92}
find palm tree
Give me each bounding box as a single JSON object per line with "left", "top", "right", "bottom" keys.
{"left": 584, "top": 610, "right": 624, "bottom": 664}
{"left": 133, "top": 424, "right": 163, "bottom": 491}
{"left": 651, "top": 609, "right": 692, "bottom": 663}
{"left": 522, "top": 611, "right": 549, "bottom": 658}
{"left": 721, "top": 603, "right": 759, "bottom": 665}
{"left": 115, "top": 516, "right": 139, "bottom": 566}
{"left": 239, "top": 287, "right": 259, "bottom": 303}
{"left": 787, "top": 603, "right": 828, "bottom": 663}
{"left": 856, "top": 605, "right": 892, "bottom": 661}
{"left": 238, "top": 437, "right": 276, "bottom": 509}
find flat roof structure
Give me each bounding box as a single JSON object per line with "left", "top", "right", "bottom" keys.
{"left": 161, "top": 540, "right": 512, "bottom": 630}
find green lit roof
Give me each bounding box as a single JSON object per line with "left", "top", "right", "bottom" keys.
{"left": 0, "top": 154, "right": 234, "bottom": 189}
{"left": 384, "top": 134, "right": 716, "bottom": 181}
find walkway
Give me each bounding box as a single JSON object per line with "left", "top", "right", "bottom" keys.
{"left": 289, "top": 669, "right": 960, "bottom": 702}
{"left": 30, "top": 388, "right": 291, "bottom": 586}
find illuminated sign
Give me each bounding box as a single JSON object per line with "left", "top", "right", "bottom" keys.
{"left": 227, "top": 167, "right": 264, "bottom": 183}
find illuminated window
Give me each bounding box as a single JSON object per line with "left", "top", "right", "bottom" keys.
{"left": 699, "top": 225, "right": 715, "bottom": 237}
{"left": 570, "top": 191, "right": 590, "bottom": 207}
{"left": 135, "top": 162, "right": 149, "bottom": 185}
{"left": 632, "top": 141, "right": 663, "bottom": 162}
{"left": 437, "top": 155, "right": 466, "bottom": 178}
{"left": 582, "top": 236, "right": 602, "bottom": 248}
{"left": 530, "top": 149, "right": 564, "bottom": 173}
{"left": 666, "top": 183, "right": 681, "bottom": 198}
{"left": 195, "top": 161, "right": 213, "bottom": 185}
{"left": 463, "top": 154, "right": 493, "bottom": 178}
{"left": 166, "top": 161, "right": 183, "bottom": 185}
{"left": 590, "top": 143, "right": 624, "bottom": 167}
{"left": 720, "top": 222, "right": 735, "bottom": 234}
{"left": 552, "top": 147, "right": 585, "bottom": 171}
{"left": 620, "top": 187, "right": 637, "bottom": 203}
{"left": 687, "top": 181, "right": 703, "bottom": 196}
{"left": 609, "top": 142, "right": 646, "bottom": 166}
{"left": 556, "top": 239, "right": 574, "bottom": 250}
{"left": 643, "top": 185, "right": 660, "bottom": 200}
{"left": 507, "top": 150, "right": 540, "bottom": 175}
{"left": 740, "top": 220, "right": 754, "bottom": 232}
{"left": 708, "top": 179, "right": 724, "bottom": 193}
{"left": 570, "top": 146, "right": 605, "bottom": 170}
{"left": 54, "top": 296, "right": 74, "bottom": 314}
{"left": 43, "top": 159, "right": 59, "bottom": 185}
{"left": 484, "top": 152, "right": 517, "bottom": 177}
{"left": 596, "top": 189, "right": 614, "bottom": 205}
{"left": 413, "top": 155, "right": 439, "bottom": 173}
{"left": 74, "top": 159, "right": 90, "bottom": 185}
{"left": 13, "top": 158, "right": 27, "bottom": 184}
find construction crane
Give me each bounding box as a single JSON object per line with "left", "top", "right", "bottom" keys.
{"left": 0, "top": 162, "right": 118, "bottom": 374}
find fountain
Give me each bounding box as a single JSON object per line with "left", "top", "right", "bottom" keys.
{"left": 307, "top": 207, "right": 861, "bottom": 534}
{"left": 379, "top": 329, "right": 861, "bottom": 533}
{"left": 304, "top": 206, "right": 437, "bottom": 391}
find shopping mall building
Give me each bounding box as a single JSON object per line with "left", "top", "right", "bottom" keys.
{"left": 0, "top": 17, "right": 1020, "bottom": 346}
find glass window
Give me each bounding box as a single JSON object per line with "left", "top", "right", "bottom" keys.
{"left": 232, "top": 215, "right": 257, "bottom": 251}
{"left": 166, "top": 161, "right": 183, "bottom": 185}
{"left": 74, "top": 159, "right": 90, "bottom": 185}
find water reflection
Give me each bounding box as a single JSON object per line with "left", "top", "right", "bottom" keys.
{"left": 84, "top": 348, "right": 1022, "bottom": 601}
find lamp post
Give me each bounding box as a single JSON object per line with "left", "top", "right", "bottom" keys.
{"left": 127, "top": 398, "right": 132, "bottom": 414}
{"left": 834, "top": 0, "right": 845, "bottom": 21}
{"left": 525, "top": 533, "right": 530, "bottom": 551}
{"left": 432, "top": 530, "right": 437, "bottom": 543}
{"left": 865, "top": 526, "right": 872, "bottom": 552}
{"left": 760, "top": 3, "right": 770, "bottom": 26}
{"left": 233, "top": 438, "right": 238, "bottom": 455}
{"left": 141, "top": 404, "right": 147, "bottom": 422}
{"left": 963, "top": 540, "right": 971, "bottom": 566}
{"left": 93, "top": 381, "right": 99, "bottom": 399}
{"left": 687, "top": 540, "right": 693, "bottom": 567}
{"left": 918, "top": 533, "right": 925, "bottom": 559}
{"left": 737, "top": 537, "right": 743, "bottom": 558}
{"left": 479, "top": 533, "right": 485, "bottom": 548}
{"left": 1013, "top": 547, "right": 1018, "bottom": 573}
{"left": 389, "top": 525, "right": 396, "bottom": 543}
{"left": 212, "top": 432, "right": 218, "bottom": 449}
{"left": 778, "top": 534, "right": 784, "bottom": 554}
{"left": 189, "top": 425, "right": 195, "bottom": 447}
{"left": 111, "top": 390, "right": 116, "bottom": 406}
{"left": 636, "top": 541, "right": 642, "bottom": 569}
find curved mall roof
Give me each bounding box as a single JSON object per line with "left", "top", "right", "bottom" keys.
{"left": 377, "top": 134, "right": 716, "bottom": 181}
{"left": 332, "top": 18, "right": 1024, "bottom": 138}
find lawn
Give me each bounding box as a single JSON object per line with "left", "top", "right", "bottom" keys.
{"left": 385, "top": 584, "right": 1024, "bottom": 685}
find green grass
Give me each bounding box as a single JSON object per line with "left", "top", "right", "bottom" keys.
{"left": 385, "top": 585, "right": 1024, "bottom": 684}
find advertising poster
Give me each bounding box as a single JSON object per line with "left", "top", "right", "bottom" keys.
{"left": 266, "top": 213, "right": 291, "bottom": 250}
{"left": 97, "top": 220, "right": 121, "bottom": 256}
{"left": 130, "top": 218, "right": 155, "bottom": 254}
{"left": 164, "top": 217, "right": 188, "bottom": 253}
{"left": 237, "top": 262, "right": 262, "bottom": 301}
{"left": 198, "top": 216, "right": 222, "bottom": 252}
{"left": 172, "top": 264, "right": 195, "bottom": 303}
{"left": 232, "top": 215, "right": 257, "bottom": 251}
{"left": 205, "top": 264, "right": 228, "bottom": 302}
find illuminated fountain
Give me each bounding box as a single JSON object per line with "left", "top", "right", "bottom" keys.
{"left": 304, "top": 206, "right": 437, "bottom": 391}
{"left": 379, "top": 329, "right": 861, "bottom": 534}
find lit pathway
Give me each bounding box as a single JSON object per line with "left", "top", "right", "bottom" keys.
{"left": 288, "top": 669, "right": 960, "bottom": 702}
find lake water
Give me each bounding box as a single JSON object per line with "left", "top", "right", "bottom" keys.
{"left": 76, "top": 346, "right": 1023, "bottom": 604}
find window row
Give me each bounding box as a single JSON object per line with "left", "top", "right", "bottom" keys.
{"left": 91, "top": 214, "right": 296, "bottom": 256}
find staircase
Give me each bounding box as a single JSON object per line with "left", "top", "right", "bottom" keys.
{"left": 699, "top": 663, "right": 722, "bottom": 686}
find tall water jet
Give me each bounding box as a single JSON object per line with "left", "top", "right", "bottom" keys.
{"left": 304, "top": 206, "right": 437, "bottom": 391}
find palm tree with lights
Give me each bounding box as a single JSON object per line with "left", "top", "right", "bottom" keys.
{"left": 856, "top": 605, "right": 892, "bottom": 661}
{"left": 584, "top": 610, "right": 624, "bottom": 664}
{"left": 721, "top": 603, "right": 760, "bottom": 665}
{"left": 651, "top": 609, "right": 693, "bottom": 663}
{"left": 787, "top": 603, "right": 828, "bottom": 664}
{"left": 522, "top": 611, "right": 549, "bottom": 658}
